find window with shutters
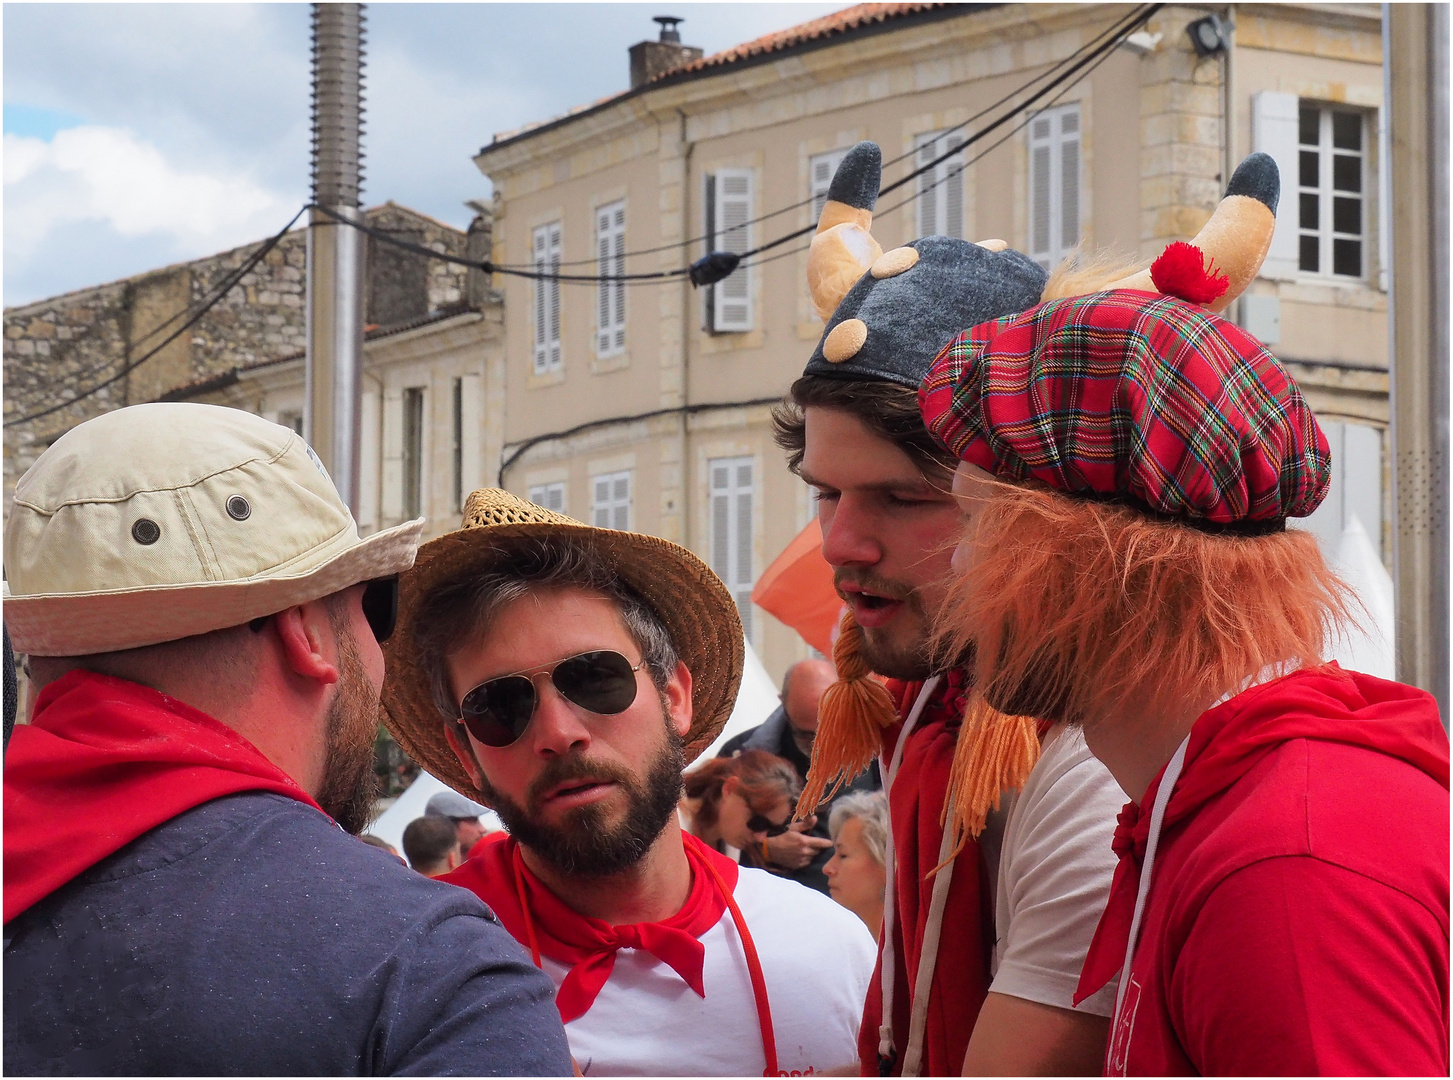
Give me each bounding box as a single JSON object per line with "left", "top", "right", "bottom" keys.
{"left": 1298, "top": 105, "right": 1367, "bottom": 279}
{"left": 810, "top": 149, "right": 850, "bottom": 222}
{"left": 709, "top": 456, "right": 755, "bottom": 642}
{"left": 914, "top": 130, "right": 966, "bottom": 239}
{"left": 402, "top": 387, "right": 425, "bottom": 521}
{"left": 528, "top": 482, "right": 566, "bottom": 515}
{"left": 592, "top": 470, "right": 632, "bottom": 531}
{"left": 531, "top": 221, "right": 562, "bottom": 374}
{"left": 595, "top": 201, "right": 626, "bottom": 357}
{"left": 705, "top": 169, "right": 753, "bottom": 332}
{"left": 1027, "top": 104, "right": 1081, "bottom": 268}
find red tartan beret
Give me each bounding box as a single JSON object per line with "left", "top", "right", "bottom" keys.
{"left": 918, "top": 290, "right": 1331, "bottom": 527}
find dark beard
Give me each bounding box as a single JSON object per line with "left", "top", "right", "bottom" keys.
{"left": 856, "top": 626, "right": 935, "bottom": 681}
{"left": 479, "top": 706, "right": 687, "bottom": 878}
{"left": 315, "top": 612, "right": 382, "bottom": 835}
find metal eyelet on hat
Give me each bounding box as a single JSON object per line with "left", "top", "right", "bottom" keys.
{"left": 131, "top": 518, "right": 161, "bottom": 545}
{"left": 226, "top": 495, "right": 251, "bottom": 521}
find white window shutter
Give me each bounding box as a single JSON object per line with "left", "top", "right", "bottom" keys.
{"left": 597, "top": 211, "right": 611, "bottom": 355}
{"left": 547, "top": 223, "right": 562, "bottom": 369}
{"left": 532, "top": 228, "right": 548, "bottom": 373}
{"left": 917, "top": 136, "right": 940, "bottom": 238}
{"left": 612, "top": 206, "right": 626, "bottom": 349}
{"left": 1253, "top": 91, "right": 1301, "bottom": 280}
{"left": 595, "top": 202, "right": 627, "bottom": 356}
{"left": 591, "top": 470, "right": 631, "bottom": 531}
{"left": 712, "top": 169, "right": 753, "bottom": 332}
{"left": 810, "top": 150, "right": 847, "bottom": 222}
{"left": 1059, "top": 109, "right": 1081, "bottom": 255}
{"left": 1028, "top": 117, "right": 1053, "bottom": 264}
{"left": 1377, "top": 105, "right": 1390, "bottom": 292}
{"left": 708, "top": 456, "right": 755, "bottom": 642}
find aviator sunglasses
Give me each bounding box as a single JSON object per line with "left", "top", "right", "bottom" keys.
{"left": 457, "top": 649, "right": 646, "bottom": 748}
{"left": 248, "top": 575, "right": 399, "bottom": 643}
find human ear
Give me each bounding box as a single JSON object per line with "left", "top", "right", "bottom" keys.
{"left": 443, "top": 722, "right": 488, "bottom": 794}
{"left": 273, "top": 602, "right": 340, "bottom": 686}
{"left": 663, "top": 660, "right": 694, "bottom": 739}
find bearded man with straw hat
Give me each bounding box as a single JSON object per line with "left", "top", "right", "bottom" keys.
{"left": 2, "top": 403, "right": 570, "bottom": 1075}
{"left": 381, "top": 487, "right": 877, "bottom": 1076}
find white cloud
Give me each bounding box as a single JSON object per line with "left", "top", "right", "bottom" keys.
{"left": 4, "top": 126, "right": 298, "bottom": 300}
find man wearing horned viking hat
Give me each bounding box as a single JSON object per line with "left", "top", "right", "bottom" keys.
{"left": 774, "top": 143, "right": 1286, "bottom": 1075}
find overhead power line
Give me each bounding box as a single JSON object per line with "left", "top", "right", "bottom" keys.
{"left": 501, "top": 3, "right": 1159, "bottom": 270}
{"left": 317, "top": 1, "right": 1159, "bottom": 290}
{"left": 5, "top": 206, "right": 310, "bottom": 429}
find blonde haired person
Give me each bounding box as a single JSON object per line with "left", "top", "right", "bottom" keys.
{"left": 824, "top": 791, "right": 888, "bottom": 941}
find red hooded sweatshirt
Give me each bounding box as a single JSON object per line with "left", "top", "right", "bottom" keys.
{"left": 1076, "top": 663, "right": 1449, "bottom": 1076}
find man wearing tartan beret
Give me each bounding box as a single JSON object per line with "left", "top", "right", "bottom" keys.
{"left": 775, "top": 141, "right": 1291, "bottom": 1075}
{"left": 921, "top": 246, "right": 1450, "bottom": 1075}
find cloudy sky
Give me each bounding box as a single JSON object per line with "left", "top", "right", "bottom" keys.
{"left": 3, "top": 2, "right": 842, "bottom": 305}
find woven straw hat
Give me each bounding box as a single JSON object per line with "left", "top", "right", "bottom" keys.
{"left": 381, "top": 488, "right": 745, "bottom": 800}
{"left": 4, "top": 402, "right": 424, "bottom": 656}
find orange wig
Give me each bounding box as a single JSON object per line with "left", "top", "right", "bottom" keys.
{"left": 933, "top": 479, "right": 1358, "bottom": 740}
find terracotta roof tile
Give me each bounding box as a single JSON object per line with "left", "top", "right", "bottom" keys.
{"left": 659, "top": 2, "right": 946, "bottom": 79}
{"left": 484, "top": 2, "right": 967, "bottom": 151}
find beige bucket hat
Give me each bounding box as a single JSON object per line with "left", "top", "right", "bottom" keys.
{"left": 4, "top": 402, "right": 424, "bottom": 656}
{"left": 381, "top": 488, "right": 745, "bottom": 800}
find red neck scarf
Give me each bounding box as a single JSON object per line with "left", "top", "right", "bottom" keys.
{"left": 446, "top": 831, "right": 740, "bottom": 1024}
{"left": 4, "top": 670, "right": 324, "bottom": 924}
{"left": 1075, "top": 663, "right": 1449, "bottom": 1003}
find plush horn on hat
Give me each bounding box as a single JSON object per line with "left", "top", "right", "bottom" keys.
{"left": 807, "top": 142, "right": 885, "bottom": 320}
{"left": 1108, "top": 152, "right": 1281, "bottom": 312}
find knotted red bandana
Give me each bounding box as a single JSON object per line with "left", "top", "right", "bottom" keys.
{"left": 1074, "top": 663, "right": 1449, "bottom": 1004}
{"left": 4, "top": 670, "right": 324, "bottom": 924}
{"left": 449, "top": 830, "right": 740, "bottom": 1024}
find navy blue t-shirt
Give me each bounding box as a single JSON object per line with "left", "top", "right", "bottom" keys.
{"left": 4, "top": 791, "right": 571, "bottom": 1076}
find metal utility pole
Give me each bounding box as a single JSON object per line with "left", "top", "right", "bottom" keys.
{"left": 1385, "top": 3, "right": 1450, "bottom": 721}
{"left": 307, "top": 3, "right": 367, "bottom": 513}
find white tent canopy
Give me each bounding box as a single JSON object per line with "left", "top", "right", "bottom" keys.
{"left": 367, "top": 635, "right": 782, "bottom": 851}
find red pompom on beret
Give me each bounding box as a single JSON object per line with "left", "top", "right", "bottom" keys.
{"left": 918, "top": 290, "right": 1331, "bottom": 528}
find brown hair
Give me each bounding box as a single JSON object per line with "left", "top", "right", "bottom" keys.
{"left": 772, "top": 375, "right": 959, "bottom": 480}
{"left": 932, "top": 478, "right": 1357, "bottom": 729}
{"left": 401, "top": 815, "right": 460, "bottom": 873}
{"left": 684, "top": 749, "right": 801, "bottom": 834}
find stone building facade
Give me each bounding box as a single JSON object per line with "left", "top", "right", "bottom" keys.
{"left": 474, "top": 1, "right": 1389, "bottom": 683}
{"left": 3, "top": 202, "right": 484, "bottom": 507}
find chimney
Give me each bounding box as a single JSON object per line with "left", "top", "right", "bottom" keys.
{"left": 628, "top": 16, "right": 703, "bottom": 89}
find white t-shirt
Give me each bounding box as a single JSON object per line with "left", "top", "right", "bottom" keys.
{"left": 986, "top": 724, "right": 1126, "bottom": 1016}
{"left": 540, "top": 867, "right": 877, "bottom": 1076}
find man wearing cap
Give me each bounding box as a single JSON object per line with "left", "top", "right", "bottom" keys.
{"left": 381, "top": 489, "right": 877, "bottom": 1076}
{"left": 774, "top": 140, "right": 1134, "bottom": 1076}
{"left": 2, "top": 403, "right": 571, "bottom": 1076}
{"left": 919, "top": 260, "right": 1450, "bottom": 1074}
{"left": 426, "top": 788, "right": 494, "bottom": 859}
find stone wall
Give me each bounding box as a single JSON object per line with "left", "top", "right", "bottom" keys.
{"left": 4, "top": 202, "right": 487, "bottom": 505}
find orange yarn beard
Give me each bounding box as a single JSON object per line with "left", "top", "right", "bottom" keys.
{"left": 797, "top": 609, "right": 1042, "bottom": 860}
{"left": 932, "top": 479, "right": 1356, "bottom": 744}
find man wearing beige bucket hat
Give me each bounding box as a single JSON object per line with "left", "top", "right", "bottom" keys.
{"left": 3, "top": 403, "right": 571, "bottom": 1076}
{"left": 382, "top": 488, "right": 877, "bottom": 1076}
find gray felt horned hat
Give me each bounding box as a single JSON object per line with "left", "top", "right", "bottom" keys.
{"left": 802, "top": 141, "right": 1049, "bottom": 387}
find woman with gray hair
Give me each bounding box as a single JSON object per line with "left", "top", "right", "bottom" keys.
{"left": 824, "top": 790, "right": 889, "bottom": 942}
